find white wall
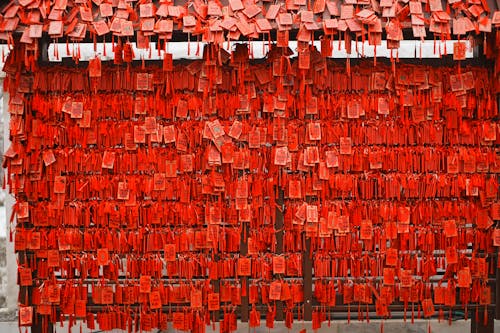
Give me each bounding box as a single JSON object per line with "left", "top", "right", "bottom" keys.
{"left": 1, "top": 74, "right": 17, "bottom": 312}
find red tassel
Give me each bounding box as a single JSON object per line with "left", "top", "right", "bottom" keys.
{"left": 262, "top": 34, "right": 266, "bottom": 56}
{"left": 483, "top": 34, "right": 487, "bottom": 56}
{"left": 123, "top": 43, "right": 134, "bottom": 63}
{"left": 380, "top": 321, "right": 384, "bottom": 333}
{"left": 391, "top": 51, "right": 396, "bottom": 75}
{"left": 241, "top": 279, "right": 247, "bottom": 297}
{"left": 114, "top": 41, "right": 123, "bottom": 64}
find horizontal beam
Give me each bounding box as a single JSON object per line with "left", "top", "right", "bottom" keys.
{"left": 45, "top": 40, "right": 474, "bottom": 63}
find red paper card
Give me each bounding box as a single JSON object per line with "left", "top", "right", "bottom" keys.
{"left": 273, "top": 256, "right": 286, "bottom": 274}
{"left": 208, "top": 293, "right": 220, "bottom": 311}
{"left": 19, "top": 306, "right": 33, "bottom": 326}
{"left": 97, "top": 248, "right": 109, "bottom": 266}
{"left": 191, "top": 290, "right": 202, "bottom": 308}
{"left": 269, "top": 281, "right": 282, "bottom": 300}
{"left": 149, "top": 291, "right": 162, "bottom": 309}
{"left": 140, "top": 276, "right": 152, "bottom": 293}
{"left": 53, "top": 176, "right": 66, "bottom": 194}
{"left": 164, "top": 244, "right": 176, "bottom": 261}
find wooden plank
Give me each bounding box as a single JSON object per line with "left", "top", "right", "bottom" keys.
{"left": 240, "top": 221, "right": 249, "bottom": 322}
{"left": 303, "top": 238, "right": 313, "bottom": 321}
{"left": 40, "top": 39, "right": 49, "bottom": 63}
{"left": 275, "top": 186, "right": 284, "bottom": 321}
{"left": 31, "top": 314, "right": 53, "bottom": 333}
{"left": 487, "top": 0, "right": 500, "bottom": 11}
{"left": 212, "top": 253, "right": 220, "bottom": 323}
{"left": 496, "top": 267, "right": 500, "bottom": 320}
{"left": 472, "top": 251, "right": 495, "bottom": 333}
{"left": 471, "top": 307, "right": 494, "bottom": 333}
